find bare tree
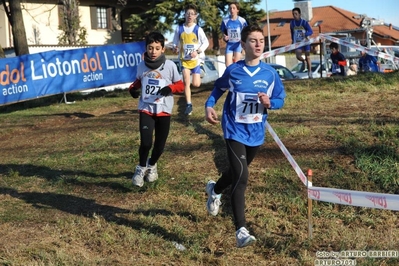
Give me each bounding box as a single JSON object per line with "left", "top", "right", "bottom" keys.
{"left": 1, "top": 0, "right": 29, "bottom": 55}
{"left": 58, "top": 0, "right": 87, "bottom": 45}
{"left": 0, "top": 44, "right": 5, "bottom": 58}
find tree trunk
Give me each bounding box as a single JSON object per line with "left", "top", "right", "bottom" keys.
{"left": 0, "top": 44, "right": 5, "bottom": 58}
{"left": 9, "top": 0, "right": 29, "bottom": 55}
{"left": 211, "top": 29, "right": 220, "bottom": 55}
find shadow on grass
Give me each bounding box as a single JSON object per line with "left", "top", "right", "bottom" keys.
{"left": 0, "top": 163, "right": 132, "bottom": 192}
{"left": 174, "top": 84, "right": 214, "bottom": 121}
{"left": 0, "top": 187, "right": 188, "bottom": 244}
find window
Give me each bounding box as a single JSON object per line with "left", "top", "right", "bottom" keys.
{"left": 90, "top": 6, "right": 113, "bottom": 30}
{"left": 278, "top": 21, "right": 286, "bottom": 27}
{"left": 97, "top": 7, "right": 108, "bottom": 29}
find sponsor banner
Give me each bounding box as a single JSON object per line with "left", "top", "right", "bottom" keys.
{"left": 266, "top": 122, "right": 310, "bottom": 186}
{"left": 0, "top": 41, "right": 146, "bottom": 106}
{"left": 320, "top": 33, "right": 399, "bottom": 65}
{"left": 308, "top": 186, "right": 399, "bottom": 211}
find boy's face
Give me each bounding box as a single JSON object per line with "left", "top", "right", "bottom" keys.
{"left": 146, "top": 41, "right": 164, "bottom": 60}
{"left": 292, "top": 10, "right": 301, "bottom": 20}
{"left": 185, "top": 9, "right": 197, "bottom": 23}
{"left": 229, "top": 4, "right": 239, "bottom": 16}
{"left": 241, "top": 31, "right": 265, "bottom": 59}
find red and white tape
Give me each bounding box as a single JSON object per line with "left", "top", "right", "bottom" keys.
{"left": 266, "top": 122, "right": 310, "bottom": 186}
{"left": 259, "top": 33, "right": 399, "bottom": 67}
{"left": 308, "top": 186, "right": 399, "bottom": 211}
{"left": 260, "top": 37, "right": 321, "bottom": 60}
{"left": 266, "top": 122, "right": 399, "bottom": 211}
{"left": 320, "top": 33, "right": 399, "bottom": 65}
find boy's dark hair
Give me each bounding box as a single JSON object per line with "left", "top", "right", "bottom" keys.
{"left": 292, "top": 7, "right": 301, "bottom": 14}
{"left": 241, "top": 24, "right": 263, "bottom": 42}
{"left": 229, "top": 2, "right": 240, "bottom": 10}
{"left": 145, "top": 32, "right": 165, "bottom": 47}
{"left": 185, "top": 3, "right": 198, "bottom": 13}
{"left": 329, "top": 42, "right": 339, "bottom": 50}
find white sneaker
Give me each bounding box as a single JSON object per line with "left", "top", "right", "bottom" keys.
{"left": 132, "top": 165, "right": 147, "bottom": 187}
{"left": 206, "top": 180, "right": 221, "bottom": 216}
{"left": 145, "top": 159, "right": 158, "bottom": 182}
{"left": 236, "top": 227, "right": 256, "bottom": 248}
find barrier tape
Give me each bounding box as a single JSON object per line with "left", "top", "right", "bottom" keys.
{"left": 320, "top": 33, "right": 399, "bottom": 66}
{"left": 260, "top": 37, "right": 320, "bottom": 60}
{"left": 266, "top": 122, "right": 399, "bottom": 211}
{"left": 266, "top": 122, "right": 310, "bottom": 186}
{"left": 207, "top": 33, "right": 399, "bottom": 70}
{"left": 308, "top": 186, "right": 399, "bottom": 211}
{"left": 257, "top": 33, "right": 399, "bottom": 67}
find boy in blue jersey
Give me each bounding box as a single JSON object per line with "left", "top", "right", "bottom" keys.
{"left": 129, "top": 32, "right": 184, "bottom": 187}
{"left": 220, "top": 2, "right": 247, "bottom": 66}
{"left": 290, "top": 7, "right": 313, "bottom": 78}
{"left": 358, "top": 50, "right": 379, "bottom": 73}
{"left": 204, "top": 24, "right": 286, "bottom": 248}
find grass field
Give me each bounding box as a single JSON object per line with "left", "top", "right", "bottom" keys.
{"left": 1, "top": 72, "right": 399, "bottom": 265}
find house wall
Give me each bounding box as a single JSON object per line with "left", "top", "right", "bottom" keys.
{"left": 0, "top": 1, "right": 122, "bottom": 48}
{"left": 0, "top": 4, "right": 11, "bottom": 48}
{"left": 21, "top": 2, "right": 61, "bottom": 46}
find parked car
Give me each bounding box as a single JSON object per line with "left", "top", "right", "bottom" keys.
{"left": 268, "top": 63, "right": 298, "bottom": 80}
{"left": 172, "top": 58, "right": 219, "bottom": 84}
{"left": 291, "top": 60, "right": 332, "bottom": 79}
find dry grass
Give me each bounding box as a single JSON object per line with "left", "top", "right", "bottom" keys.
{"left": 1, "top": 72, "right": 399, "bottom": 265}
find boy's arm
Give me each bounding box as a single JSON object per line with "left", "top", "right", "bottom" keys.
{"left": 268, "top": 72, "right": 286, "bottom": 110}
{"left": 205, "top": 68, "right": 231, "bottom": 108}
{"left": 289, "top": 21, "right": 294, "bottom": 43}
{"left": 197, "top": 28, "right": 209, "bottom": 53}
{"left": 172, "top": 26, "right": 180, "bottom": 53}
{"left": 304, "top": 20, "right": 313, "bottom": 37}
{"left": 128, "top": 79, "right": 141, "bottom": 98}
{"left": 168, "top": 80, "right": 184, "bottom": 94}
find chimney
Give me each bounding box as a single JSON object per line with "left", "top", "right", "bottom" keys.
{"left": 294, "top": 1, "right": 313, "bottom": 21}
{"left": 389, "top": 23, "right": 393, "bottom": 30}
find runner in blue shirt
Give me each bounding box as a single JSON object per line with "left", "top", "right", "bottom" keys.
{"left": 358, "top": 50, "right": 379, "bottom": 73}
{"left": 220, "top": 2, "right": 247, "bottom": 66}
{"left": 204, "top": 24, "right": 286, "bottom": 248}
{"left": 290, "top": 7, "right": 313, "bottom": 78}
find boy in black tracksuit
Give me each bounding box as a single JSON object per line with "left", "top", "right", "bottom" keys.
{"left": 329, "top": 42, "right": 347, "bottom": 76}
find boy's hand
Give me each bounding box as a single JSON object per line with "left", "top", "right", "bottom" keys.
{"left": 258, "top": 92, "right": 271, "bottom": 109}
{"left": 206, "top": 107, "right": 219, "bottom": 124}
{"left": 128, "top": 83, "right": 140, "bottom": 98}
{"left": 158, "top": 86, "right": 171, "bottom": 96}
{"left": 223, "top": 34, "right": 229, "bottom": 42}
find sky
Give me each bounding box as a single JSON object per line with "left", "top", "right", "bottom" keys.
{"left": 259, "top": 0, "right": 399, "bottom": 27}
